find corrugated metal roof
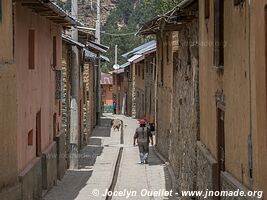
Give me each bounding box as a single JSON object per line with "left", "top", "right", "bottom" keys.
{"left": 84, "top": 49, "right": 110, "bottom": 62}
{"left": 135, "top": 42, "right": 156, "bottom": 55}
{"left": 87, "top": 42, "right": 107, "bottom": 53}
{"left": 119, "top": 62, "right": 131, "bottom": 69}
{"left": 122, "top": 40, "right": 156, "bottom": 58}
{"left": 128, "top": 54, "right": 144, "bottom": 63}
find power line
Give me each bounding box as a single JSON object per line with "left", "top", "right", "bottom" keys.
{"left": 101, "top": 31, "right": 137, "bottom": 36}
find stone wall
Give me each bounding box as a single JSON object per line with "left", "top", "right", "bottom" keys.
{"left": 62, "top": 43, "right": 71, "bottom": 167}
{"left": 87, "top": 62, "right": 96, "bottom": 130}
{"left": 135, "top": 87, "right": 145, "bottom": 119}
{"left": 144, "top": 54, "right": 156, "bottom": 122}
{"left": 155, "top": 31, "right": 173, "bottom": 159}
{"left": 196, "top": 141, "right": 218, "bottom": 200}
{"left": 169, "top": 19, "right": 199, "bottom": 194}
{"left": 155, "top": 86, "right": 172, "bottom": 159}
{"left": 131, "top": 63, "right": 137, "bottom": 118}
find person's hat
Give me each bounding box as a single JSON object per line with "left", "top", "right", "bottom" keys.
{"left": 139, "top": 119, "right": 146, "bottom": 125}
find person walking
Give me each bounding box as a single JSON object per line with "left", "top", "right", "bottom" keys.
{"left": 113, "top": 100, "right": 117, "bottom": 114}
{"left": 133, "top": 119, "right": 153, "bottom": 164}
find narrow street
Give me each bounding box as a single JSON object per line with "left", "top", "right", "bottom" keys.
{"left": 44, "top": 114, "right": 173, "bottom": 200}
{"left": 1, "top": 1, "right": 267, "bottom": 200}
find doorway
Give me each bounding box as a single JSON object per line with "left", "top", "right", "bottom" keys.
{"left": 216, "top": 103, "right": 225, "bottom": 194}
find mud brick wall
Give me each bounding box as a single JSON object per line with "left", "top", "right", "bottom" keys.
{"left": 168, "top": 19, "right": 199, "bottom": 193}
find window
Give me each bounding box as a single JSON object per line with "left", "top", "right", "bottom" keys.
{"left": 0, "top": 0, "right": 2, "bottom": 22}
{"left": 142, "top": 66, "right": 144, "bottom": 80}
{"left": 153, "top": 57, "right": 156, "bottom": 81}
{"left": 205, "top": 0, "right": 210, "bottom": 19}
{"left": 28, "top": 129, "right": 33, "bottom": 146}
{"left": 166, "top": 35, "right": 170, "bottom": 63}
{"left": 214, "top": 0, "right": 224, "bottom": 67}
{"left": 58, "top": 101, "right": 61, "bottom": 116}
{"left": 53, "top": 113, "right": 57, "bottom": 138}
{"left": 36, "top": 110, "right": 41, "bottom": 156}
{"left": 29, "top": 29, "right": 35, "bottom": 69}
{"left": 53, "top": 36, "right": 57, "bottom": 68}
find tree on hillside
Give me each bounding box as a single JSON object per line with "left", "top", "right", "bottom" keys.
{"left": 101, "top": 0, "right": 158, "bottom": 73}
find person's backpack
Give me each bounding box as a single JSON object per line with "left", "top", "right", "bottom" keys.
{"left": 137, "top": 127, "right": 149, "bottom": 144}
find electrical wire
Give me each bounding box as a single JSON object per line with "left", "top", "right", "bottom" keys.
{"left": 100, "top": 31, "right": 137, "bottom": 36}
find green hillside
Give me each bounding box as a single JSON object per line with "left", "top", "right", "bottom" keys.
{"left": 101, "top": 0, "right": 181, "bottom": 72}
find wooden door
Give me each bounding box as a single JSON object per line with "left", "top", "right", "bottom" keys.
{"left": 216, "top": 104, "right": 225, "bottom": 194}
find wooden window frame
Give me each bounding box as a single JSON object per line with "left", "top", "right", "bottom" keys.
{"left": 29, "top": 29, "right": 35, "bottom": 69}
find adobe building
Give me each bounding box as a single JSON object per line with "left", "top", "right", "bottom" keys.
{"left": 101, "top": 73, "right": 113, "bottom": 113}
{"left": 122, "top": 41, "right": 156, "bottom": 119}
{"left": 198, "top": 0, "right": 267, "bottom": 198}
{"left": 111, "top": 63, "right": 130, "bottom": 115}
{"left": 0, "top": 1, "right": 19, "bottom": 199}
{"left": 138, "top": 0, "right": 200, "bottom": 194}
{"left": 0, "top": 1, "right": 80, "bottom": 199}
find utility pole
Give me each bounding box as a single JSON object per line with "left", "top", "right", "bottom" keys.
{"left": 115, "top": 45, "right": 118, "bottom": 66}
{"left": 95, "top": 0, "right": 101, "bottom": 43}
{"left": 69, "top": 0, "right": 79, "bottom": 169}
{"left": 95, "top": 0, "right": 101, "bottom": 125}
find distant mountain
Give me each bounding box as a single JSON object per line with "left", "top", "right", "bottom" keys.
{"left": 53, "top": 0, "right": 118, "bottom": 27}
{"left": 53, "top": 0, "right": 180, "bottom": 73}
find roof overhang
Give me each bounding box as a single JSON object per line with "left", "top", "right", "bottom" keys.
{"left": 78, "top": 29, "right": 96, "bottom": 43}
{"left": 119, "top": 62, "right": 131, "bottom": 69}
{"left": 18, "top": 0, "right": 83, "bottom": 28}
{"left": 137, "top": 0, "right": 198, "bottom": 35}
{"left": 62, "top": 35, "right": 85, "bottom": 48}
{"left": 86, "top": 41, "right": 109, "bottom": 54}
{"left": 128, "top": 54, "right": 144, "bottom": 64}
{"left": 110, "top": 68, "right": 125, "bottom": 74}
{"left": 122, "top": 40, "right": 156, "bottom": 59}
{"left": 84, "top": 49, "right": 110, "bottom": 62}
